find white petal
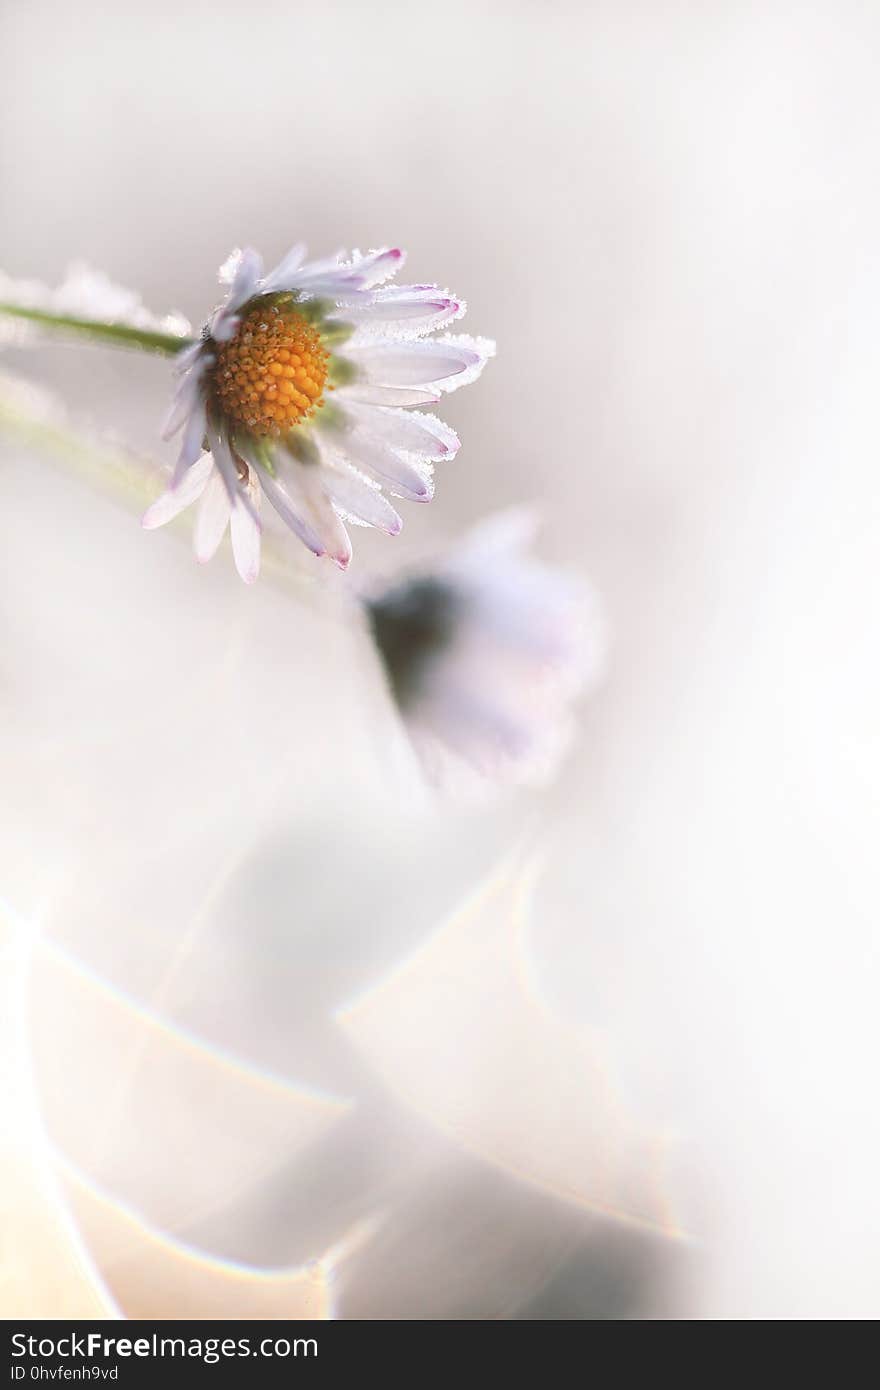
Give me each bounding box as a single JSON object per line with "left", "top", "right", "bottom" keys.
{"left": 345, "top": 339, "right": 485, "bottom": 388}
{"left": 293, "top": 250, "right": 347, "bottom": 280}
{"left": 206, "top": 424, "right": 259, "bottom": 526}
{"left": 252, "top": 462, "right": 327, "bottom": 558}
{"left": 261, "top": 243, "right": 307, "bottom": 293}
{"left": 161, "top": 354, "right": 211, "bottom": 439}
{"left": 194, "top": 465, "right": 231, "bottom": 561}
{"left": 258, "top": 454, "right": 353, "bottom": 567}
{"left": 293, "top": 267, "right": 362, "bottom": 290}
{"left": 209, "top": 248, "right": 264, "bottom": 343}
{"left": 218, "top": 249, "right": 244, "bottom": 285}
{"left": 141, "top": 453, "right": 213, "bottom": 529}
{"left": 207, "top": 425, "right": 238, "bottom": 503}
{"left": 325, "top": 429, "right": 434, "bottom": 502}
{"left": 336, "top": 288, "right": 464, "bottom": 338}
{"left": 210, "top": 307, "right": 242, "bottom": 343}
{"left": 348, "top": 289, "right": 460, "bottom": 321}
{"left": 323, "top": 466, "right": 402, "bottom": 535}
{"left": 222, "top": 247, "right": 264, "bottom": 314}
{"left": 339, "top": 383, "right": 442, "bottom": 408}
{"left": 293, "top": 278, "right": 371, "bottom": 306}
{"left": 345, "top": 404, "right": 459, "bottom": 459}
{"left": 230, "top": 489, "right": 262, "bottom": 583}
{"left": 290, "top": 258, "right": 367, "bottom": 300}
{"left": 171, "top": 398, "right": 208, "bottom": 488}
{"left": 306, "top": 492, "right": 353, "bottom": 569}
{"left": 428, "top": 334, "right": 496, "bottom": 392}
{"left": 347, "top": 248, "right": 406, "bottom": 287}
{"left": 285, "top": 462, "right": 353, "bottom": 567}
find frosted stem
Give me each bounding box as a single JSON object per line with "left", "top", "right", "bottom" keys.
{"left": 0, "top": 302, "right": 194, "bottom": 357}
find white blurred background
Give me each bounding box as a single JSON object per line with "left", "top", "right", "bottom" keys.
{"left": 1, "top": 0, "right": 879, "bottom": 1319}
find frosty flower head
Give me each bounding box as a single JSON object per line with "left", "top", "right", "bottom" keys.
{"left": 143, "top": 245, "right": 494, "bottom": 582}
{"left": 366, "top": 510, "right": 607, "bottom": 789}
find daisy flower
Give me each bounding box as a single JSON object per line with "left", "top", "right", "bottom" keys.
{"left": 365, "top": 510, "right": 607, "bottom": 789}
{"left": 143, "top": 246, "right": 493, "bottom": 583}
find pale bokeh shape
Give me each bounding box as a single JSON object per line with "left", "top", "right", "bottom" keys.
{"left": 0, "top": 911, "right": 118, "bottom": 1318}
{"left": 27, "top": 940, "right": 352, "bottom": 1237}
{"left": 1, "top": 908, "right": 370, "bottom": 1320}
{"left": 60, "top": 1166, "right": 332, "bottom": 1320}
{"left": 339, "top": 859, "right": 676, "bottom": 1234}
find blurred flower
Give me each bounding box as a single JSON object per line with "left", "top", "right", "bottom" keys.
{"left": 144, "top": 246, "right": 493, "bottom": 582}
{"left": 365, "top": 510, "right": 606, "bottom": 788}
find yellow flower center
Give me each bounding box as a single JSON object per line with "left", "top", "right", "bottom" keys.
{"left": 212, "top": 301, "right": 329, "bottom": 437}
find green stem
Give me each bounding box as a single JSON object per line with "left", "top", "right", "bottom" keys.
{"left": 0, "top": 302, "right": 195, "bottom": 357}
